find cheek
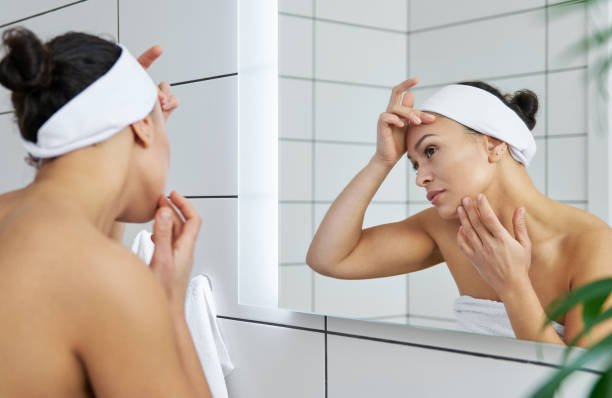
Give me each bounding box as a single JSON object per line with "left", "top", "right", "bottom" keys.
{"left": 444, "top": 148, "right": 492, "bottom": 198}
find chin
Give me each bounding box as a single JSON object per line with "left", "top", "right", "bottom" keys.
{"left": 435, "top": 203, "right": 460, "bottom": 220}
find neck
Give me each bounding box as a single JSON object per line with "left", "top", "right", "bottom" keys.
{"left": 27, "top": 132, "right": 132, "bottom": 236}
{"left": 482, "top": 159, "right": 557, "bottom": 243}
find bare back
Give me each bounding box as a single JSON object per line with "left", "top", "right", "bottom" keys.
{"left": 0, "top": 190, "right": 194, "bottom": 397}
{"left": 0, "top": 190, "right": 101, "bottom": 397}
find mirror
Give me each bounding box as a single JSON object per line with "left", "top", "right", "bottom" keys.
{"left": 276, "top": 0, "right": 610, "bottom": 336}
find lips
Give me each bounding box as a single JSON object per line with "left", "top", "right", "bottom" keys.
{"left": 426, "top": 189, "right": 445, "bottom": 202}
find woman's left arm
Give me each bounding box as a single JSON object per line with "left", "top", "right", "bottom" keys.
{"left": 563, "top": 228, "right": 612, "bottom": 347}
{"left": 456, "top": 193, "right": 565, "bottom": 344}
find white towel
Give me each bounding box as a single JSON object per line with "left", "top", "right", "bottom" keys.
{"left": 130, "top": 229, "right": 154, "bottom": 265}
{"left": 454, "top": 295, "right": 565, "bottom": 338}
{"left": 130, "top": 229, "right": 234, "bottom": 397}
{"left": 186, "top": 275, "right": 235, "bottom": 396}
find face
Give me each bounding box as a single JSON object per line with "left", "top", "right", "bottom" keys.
{"left": 124, "top": 101, "right": 171, "bottom": 222}
{"left": 405, "top": 116, "right": 495, "bottom": 219}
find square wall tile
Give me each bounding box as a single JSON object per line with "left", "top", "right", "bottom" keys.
{"left": 327, "top": 334, "right": 597, "bottom": 398}
{"left": 315, "top": 20, "right": 407, "bottom": 86}
{"left": 0, "top": 87, "right": 11, "bottom": 113}
{"left": 410, "top": 0, "right": 545, "bottom": 31}
{"left": 0, "top": 0, "right": 79, "bottom": 26}
{"left": 279, "top": 140, "right": 312, "bottom": 201}
{"left": 408, "top": 263, "right": 459, "bottom": 320}
{"left": 548, "top": 2, "right": 587, "bottom": 69}
{"left": 314, "top": 142, "right": 407, "bottom": 202}
{"left": 0, "top": 114, "right": 35, "bottom": 193}
{"left": 279, "top": 78, "right": 312, "bottom": 140}
{"left": 2, "top": 0, "right": 117, "bottom": 43}
{"left": 316, "top": 0, "right": 408, "bottom": 31}
{"left": 119, "top": 0, "right": 237, "bottom": 84}
{"left": 279, "top": 0, "right": 313, "bottom": 17}
{"left": 221, "top": 319, "right": 325, "bottom": 398}
{"left": 315, "top": 82, "right": 389, "bottom": 144}
{"left": 410, "top": 10, "right": 546, "bottom": 86}
{"left": 547, "top": 136, "right": 587, "bottom": 201}
{"left": 279, "top": 264, "right": 313, "bottom": 312}
{"left": 530, "top": 137, "right": 547, "bottom": 194}
{"left": 279, "top": 14, "right": 313, "bottom": 78}
{"left": 190, "top": 198, "right": 324, "bottom": 330}
{"left": 314, "top": 272, "right": 407, "bottom": 318}
{"left": 279, "top": 203, "right": 312, "bottom": 264}
{"left": 165, "top": 76, "right": 237, "bottom": 196}
{"left": 548, "top": 69, "right": 587, "bottom": 136}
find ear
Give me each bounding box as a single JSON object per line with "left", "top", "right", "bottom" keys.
{"left": 130, "top": 115, "right": 154, "bottom": 148}
{"left": 485, "top": 136, "right": 507, "bottom": 163}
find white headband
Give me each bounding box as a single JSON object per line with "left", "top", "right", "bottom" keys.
{"left": 22, "top": 44, "right": 158, "bottom": 158}
{"left": 419, "top": 84, "right": 537, "bottom": 166}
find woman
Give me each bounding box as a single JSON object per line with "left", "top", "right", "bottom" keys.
{"left": 307, "top": 78, "right": 611, "bottom": 346}
{"left": 0, "top": 28, "right": 211, "bottom": 396}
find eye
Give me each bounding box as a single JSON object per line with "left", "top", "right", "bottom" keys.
{"left": 424, "top": 145, "right": 437, "bottom": 159}
{"left": 412, "top": 161, "right": 419, "bottom": 171}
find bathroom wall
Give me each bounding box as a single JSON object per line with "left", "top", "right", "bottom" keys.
{"left": 0, "top": 1, "right": 605, "bottom": 397}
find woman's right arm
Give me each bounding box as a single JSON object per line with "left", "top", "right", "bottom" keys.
{"left": 306, "top": 78, "right": 441, "bottom": 279}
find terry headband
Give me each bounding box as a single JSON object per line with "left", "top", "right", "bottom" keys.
{"left": 419, "top": 84, "right": 537, "bottom": 166}
{"left": 22, "top": 44, "right": 158, "bottom": 158}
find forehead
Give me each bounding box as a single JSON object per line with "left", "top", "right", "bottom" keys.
{"left": 405, "top": 116, "right": 466, "bottom": 148}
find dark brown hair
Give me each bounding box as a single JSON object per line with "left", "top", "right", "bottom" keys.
{"left": 0, "top": 27, "right": 121, "bottom": 143}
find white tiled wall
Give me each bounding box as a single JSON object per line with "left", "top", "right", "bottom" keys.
{"left": 0, "top": 1, "right": 604, "bottom": 397}
{"left": 279, "top": 0, "right": 600, "bottom": 327}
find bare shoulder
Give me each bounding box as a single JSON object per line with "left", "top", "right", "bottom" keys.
{"left": 400, "top": 205, "right": 455, "bottom": 236}
{"left": 561, "top": 206, "right": 612, "bottom": 283}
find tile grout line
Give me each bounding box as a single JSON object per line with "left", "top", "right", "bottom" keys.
{"left": 406, "top": 0, "right": 412, "bottom": 321}
{"left": 279, "top": 65, "right": 587, "bottom": 92}
{"left": 116, "top": 0, "right": 120, "bottom": 41}
{"left": 545, "top": 0, "right": 550, "bottom": 196}
{"left": 170, "top": 72, "right": 238, "bottom": 87}
{"left": 310, "top": 0, "right": 317, "bottom": 316}
{"left": 324, "top": 316, "right": 328, "bottom": 398}
{"left": 0, "top": 0, "right": 87, "bottom": 29}
{"left": 184, "top": 195, "right": 238, "bottom": 199}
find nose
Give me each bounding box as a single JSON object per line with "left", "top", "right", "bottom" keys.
{"left": 416, "top": 166, "right": 433, "bottom": 188}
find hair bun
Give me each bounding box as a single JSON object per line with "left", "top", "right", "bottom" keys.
{"left": 510, "top": 89, "right": 538, "bottom": 130}
{"left": 0, "top": 27, "right": 53, "bottom": 93}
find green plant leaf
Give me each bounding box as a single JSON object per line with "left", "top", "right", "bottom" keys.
{"left": 530, "top": 334, "right": 612, "bottom": 398}
{"left": 543, "top": 278, "right": 612, "bottom": 327}
{"left": 563, "top": 308, "right": 612, "bottom": 363}
{"left": 588, "top": 363, "right": 612, "bottom": 398}
{"left": 583, "top": 295, "right": 608, "bottom": 325}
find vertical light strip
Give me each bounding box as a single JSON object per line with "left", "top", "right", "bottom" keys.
{"left": 311, "top": 0, "right": 317, "bottom": 314}
{"left": 237, "top": 0, "right": 279, "bottom": 307}
{"left": 586, "top": 0, "right": 612, "bottom": 224}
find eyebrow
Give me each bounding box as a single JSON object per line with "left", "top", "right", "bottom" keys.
{"left": 407, "top": 133, "right": 438, "bottom": 160}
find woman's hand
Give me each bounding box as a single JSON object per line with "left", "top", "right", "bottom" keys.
{"left": 374, "top": 78, "right": 435, "bottom": 167}
{"left": 136, "top": 45, "right": 179, "bottom": 121}
{"left": 456, "top": 193, "right": 532, "bottom": 299}
{"left": 149, "top": 191, "right": 202, "bottom": 309}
